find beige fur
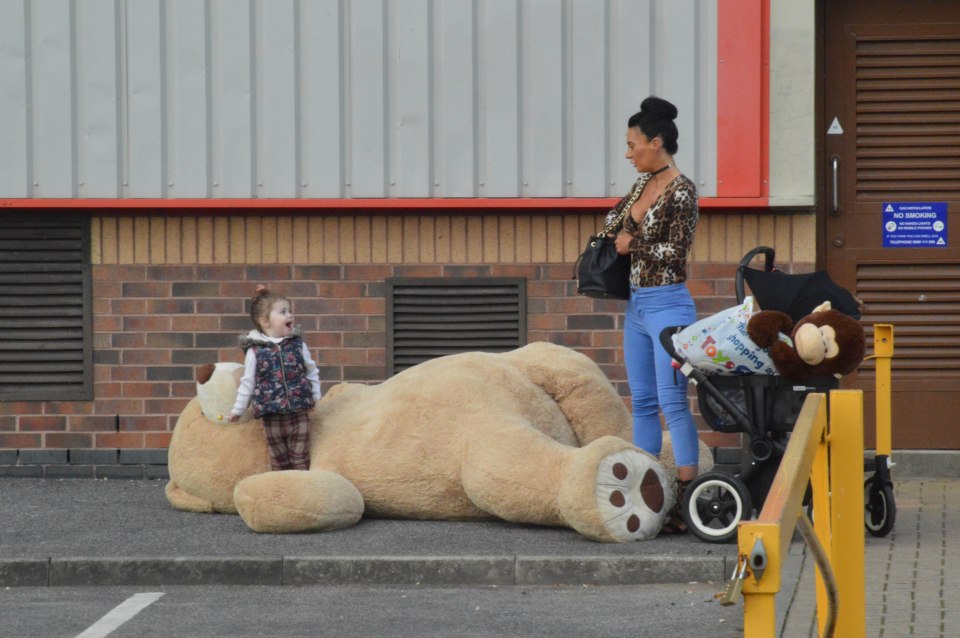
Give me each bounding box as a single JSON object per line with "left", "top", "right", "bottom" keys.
{"left": 166, "top": 342, "right": 712, "bottom": 542}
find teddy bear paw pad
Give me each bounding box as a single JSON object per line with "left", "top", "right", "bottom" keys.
{"left": 595, "top": 450, "right": 671, "bottom": 541}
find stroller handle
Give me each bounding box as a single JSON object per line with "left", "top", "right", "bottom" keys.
{"left": 736, "top": 246, "right": 776, "bottom": 303}
{"left": 659, "top": 326, "right": 685, "bottom": 364}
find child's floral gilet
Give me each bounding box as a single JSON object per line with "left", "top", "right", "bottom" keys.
{"left": 241, "top": 334, "right": 315, "bottom": 418}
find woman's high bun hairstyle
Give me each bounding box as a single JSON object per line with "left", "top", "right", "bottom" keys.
{"left": 627, "top": 96, "right": 680, "bottom": 155}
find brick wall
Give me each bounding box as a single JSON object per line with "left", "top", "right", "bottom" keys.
{"left": 0, "top": 210, "right": 817, "bottom": 470}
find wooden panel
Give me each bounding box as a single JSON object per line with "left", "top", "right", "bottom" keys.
{"left": 229, "top": 217, "right": 246, "bottom": 264}
{"left": 260, "top": 216, "right": 278, "bottom": 263}
{"left": 339, "top": 217, "right": 356, "bottom": 264}
{"left": 165, "top": 217, "right": 181, "bottom": 263}
{"left": 150, "top": 217, "right": 166, "bottom": 264}
{"left": 180, "top": 217, "right": 197, "bottom": 264}
{"left": 197, "top": 217, "right": 213, "bottom": 263}
{"left": 213, "top": 217, "right": 230, "bottom": 264}
{"left": 402, "top": 217, "right": 419, "bottom": 263}
{"left": 433, "top": 216, "right": 451, "bottom": 263}
{"left": 466, "top": 217, "right": 483, "bottom": 264}
{"left": 292, "top": 217, "right": 309, "bottom": 264}
{"left": 87, "top": 210, "right": 793, "bottom": 266}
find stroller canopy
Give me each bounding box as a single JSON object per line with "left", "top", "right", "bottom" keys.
{"left": 741, "top": 268, "right": 861, "bottom": 323}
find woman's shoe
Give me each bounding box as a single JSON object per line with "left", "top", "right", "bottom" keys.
{"left": 659, "top": 478, "right": 692, "bottom": 535}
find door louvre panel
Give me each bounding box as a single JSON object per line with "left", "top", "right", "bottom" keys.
{"left": 858, "top": 262, "right": 960, "bottom": 378}
{"left": 855, "top": 35, "right": 960, "bottom": 200}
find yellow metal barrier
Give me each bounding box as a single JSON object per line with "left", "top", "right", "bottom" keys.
{"left": 871, "top": 324, "right": 894, "bottom": 458}
{"left": 737, "top": 390, "right": 866, "bottom": 638}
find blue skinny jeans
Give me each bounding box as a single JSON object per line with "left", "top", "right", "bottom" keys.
{"left": 623, "top": 283, "right": 699, "bottom": 468}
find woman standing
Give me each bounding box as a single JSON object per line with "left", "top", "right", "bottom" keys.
{"left": 610, "top": 96, "right": 699, "bottom": 533}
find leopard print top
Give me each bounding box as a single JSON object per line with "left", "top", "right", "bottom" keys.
{"left": 604, "top": 173, "right": 698, "bottom": 288}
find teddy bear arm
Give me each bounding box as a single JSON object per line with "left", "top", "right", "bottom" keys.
{"left": 768, "top": 342, "right": 810, "bottom": 381}
{"left": 747, "top": 310, "right": 794, "bottom": 348}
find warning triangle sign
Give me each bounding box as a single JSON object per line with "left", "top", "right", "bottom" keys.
{"left": 885, "top": 204, "right": 894, "bottom": 212}
{"left": 827, "top": 117, "right": 844, "bottom": 135}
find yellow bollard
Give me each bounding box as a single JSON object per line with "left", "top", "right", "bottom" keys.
{"left": 811, "top": 418, "right": 832, "bottom": 636}
{"left": 827, "top": 390, "right": 866, "bottom": 638}
{"left": 872, "top": 324, "right": 894, "bottom": 458}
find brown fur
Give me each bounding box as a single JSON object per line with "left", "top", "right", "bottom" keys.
{"left": 747, "top": 308, "right": 865, "bottom": 380}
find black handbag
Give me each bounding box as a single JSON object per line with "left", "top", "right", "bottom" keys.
{"left": 573, "top": 234, "right": 631, "bottom": 300}
{"left": 573, "top": 184, "right": 642, "bottom": 300}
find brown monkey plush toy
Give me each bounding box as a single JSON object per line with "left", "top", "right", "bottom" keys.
{"left": 746, "top": 301, "right": 865, "bottom": 381}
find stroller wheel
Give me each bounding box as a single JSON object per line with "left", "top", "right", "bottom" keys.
{"left": 681, "top": 472, "right": 753, "bottom": 543}
{"left": 865, "top": 478, "right": 896, "bottom": 537}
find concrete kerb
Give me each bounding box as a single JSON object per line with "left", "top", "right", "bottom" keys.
{"left": 0, "top": 555, "right": 730, "bottom": 588}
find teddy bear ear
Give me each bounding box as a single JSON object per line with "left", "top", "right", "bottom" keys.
{"left": 196, "top": 364, "right": 216, "bottom": 385}
{"left": 812, "top": 301, "right": 832, "bottom": 313}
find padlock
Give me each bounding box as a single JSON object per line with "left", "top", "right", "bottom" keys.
{"left": 716, "top": 556, "right": 747, "bottom": 606}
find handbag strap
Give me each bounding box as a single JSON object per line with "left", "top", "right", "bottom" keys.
{"left": 601, "top": 179, "right": 644, "bottom": 235}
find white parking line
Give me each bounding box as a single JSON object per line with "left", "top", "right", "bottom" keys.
{"left": 75, "top": 592, "right": 165, "bottom": 638}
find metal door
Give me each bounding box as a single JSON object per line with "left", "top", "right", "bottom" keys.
{"left": 823, "top": 0, "right": 960, "bottom": 448}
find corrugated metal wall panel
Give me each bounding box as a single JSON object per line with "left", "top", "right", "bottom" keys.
{"left": 167, "top": 0, "right": 209, "bottom": 198}
{"left": 32, "top": 1, "right": 74, "bottom": 197}
{"left": 389, "top": 0, "right": 431, "bottom": 198}
{"left": 210, "top": 0, "right": 254, "bottom": 198}
{"left": 0, "top": 0, "right": 719, "bottom": 200}
{"left": 477, "top": 0, "right": 519, "bottom": 197}
{"left": 0, "top": 0, "right": 28, "bottom": 197}
{"left": 77, "top": 0, "right": 121, "bottom": 198}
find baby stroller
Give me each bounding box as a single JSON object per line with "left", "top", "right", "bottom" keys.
{"left": 660, "top": 246, "right": 895, "bottom": 542}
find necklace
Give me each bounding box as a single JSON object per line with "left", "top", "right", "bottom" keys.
{"left": 650, "top": 164, "right": 672, "bottom": 177}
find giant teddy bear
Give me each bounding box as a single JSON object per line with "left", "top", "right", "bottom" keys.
{"left": 166, "top": 342, "right": 712, "bottom": 542}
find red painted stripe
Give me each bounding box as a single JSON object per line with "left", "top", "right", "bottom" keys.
{"left": 0, "top": 196, "right": 770, "bottom": 212}
{"left": 717, "top": 0, "right": 768, "bottom": 198}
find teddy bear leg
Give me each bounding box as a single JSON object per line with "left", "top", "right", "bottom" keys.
{"left": 463, "top": 423, "right": 670, "bottom": 542}
{"left": 500, "top": 342, "right": 632, "bottom": 446}
{"left": 233, "top": 470, "right": 365, "bottom": 533}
